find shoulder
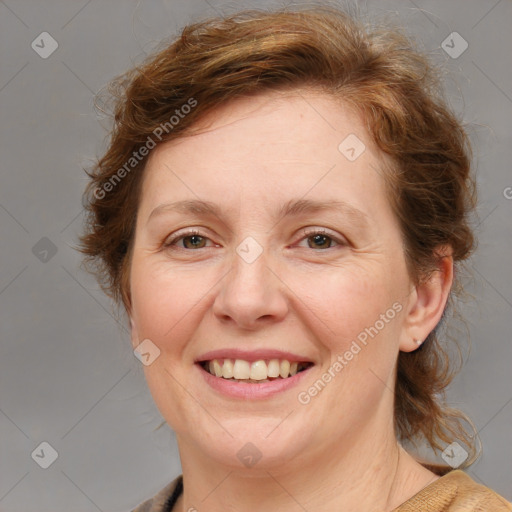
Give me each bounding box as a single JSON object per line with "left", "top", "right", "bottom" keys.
{"left": 131, "top": 475, "right": 183, "bottom": 512}
{"left": 394, "top": 469, "right": 512, "bottom": 511}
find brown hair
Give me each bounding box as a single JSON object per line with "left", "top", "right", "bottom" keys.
{"left": 79, "top": 4, "right": 479, "bottom": 471}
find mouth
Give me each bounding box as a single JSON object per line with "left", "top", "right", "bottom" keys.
{"left": 198, "top": 358, "right": 314, "bottom": 383}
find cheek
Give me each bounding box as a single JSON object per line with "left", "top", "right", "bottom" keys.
{"left": 285, "top": 263, "right": 401, "bottom": 348}
{"left": 130, "top": 260, "right": 212, "bottom": 353}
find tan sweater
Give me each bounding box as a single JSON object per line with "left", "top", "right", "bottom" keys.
{"left": 132, "top": 469, "right": 511, "bottom": 511}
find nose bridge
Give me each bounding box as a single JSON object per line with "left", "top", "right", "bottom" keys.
{"left": 233, "top": 237, "right": 269, "bottom": 296}
{"left": 213, "top": 235, "right": 288, "bottom": 328}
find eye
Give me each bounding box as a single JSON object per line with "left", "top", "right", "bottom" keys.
{"left": 297, "top": 228, "right": 345, "bottom": 250}
{"left": 163, "top": 227, "right": 346, "bottom": 251}
{"left": 163, "top": 229, "right": 215, "bottom": 250}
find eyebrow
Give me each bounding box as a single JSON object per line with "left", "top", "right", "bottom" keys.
{"left": 147, "top": 198, "right": 370, "bottom": 229}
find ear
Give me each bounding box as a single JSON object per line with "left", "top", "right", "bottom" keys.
{"left": 399, "top": 246, "right": 454, "bottom": 353}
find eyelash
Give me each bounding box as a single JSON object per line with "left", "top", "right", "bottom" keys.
{"left": 163, "top": 228, "right": 346, "bottom": 251}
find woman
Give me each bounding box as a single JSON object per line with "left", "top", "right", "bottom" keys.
{"left": 79, "top": 5, "right": 511, "bottom": 511}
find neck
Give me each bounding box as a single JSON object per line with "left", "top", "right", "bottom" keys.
{"left": 174, "top": 424, "right": 437, "bottom": 512}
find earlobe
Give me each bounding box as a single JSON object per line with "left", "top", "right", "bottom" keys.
{"left": 399, "top": 247, "right": 454, "bottom": 353}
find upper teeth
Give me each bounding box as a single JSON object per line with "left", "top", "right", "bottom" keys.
{"left": 205, "top": 359, "right": 309, "bottom": 380}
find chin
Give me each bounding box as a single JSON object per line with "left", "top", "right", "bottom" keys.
{"left": 178, "top": 414, "right": 314, "bottom": 472}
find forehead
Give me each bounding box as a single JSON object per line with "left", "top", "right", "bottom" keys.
{"left": 145, "top": 87, "right": 371, "bottom": 165}
{"left": 173, "top": 88, "right": 366, "bottom": 154}
{"left": 138, "top": 88, "right": 391, "bottom": 223}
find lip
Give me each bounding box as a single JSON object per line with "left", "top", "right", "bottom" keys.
{"left": 195, "top": 348, "right": 313, "bottom": 364}
{"left": 196, "top": 361, "right": 314, "bottom": 400}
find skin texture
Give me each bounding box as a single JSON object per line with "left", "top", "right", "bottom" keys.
{"left": 128, "top": 89, "right": 452, "bottom": 511}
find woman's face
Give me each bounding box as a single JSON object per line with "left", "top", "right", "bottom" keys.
{"left": 129, "top": 89, "right": 420, "bottom": 470}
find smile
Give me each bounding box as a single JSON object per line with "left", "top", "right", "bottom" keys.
{"left": 196, "top": 357, "right": 315, "bottom": 400}
{"left": 200, "top": 358, "right": 314, "bottom": 382}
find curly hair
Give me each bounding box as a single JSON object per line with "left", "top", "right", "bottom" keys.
{"left": 78, "top": 4, "right": 480, "bottom": 472}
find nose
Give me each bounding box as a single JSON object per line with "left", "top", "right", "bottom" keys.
{"left": 212, "top": 246, "right": 289, "bottom": 330}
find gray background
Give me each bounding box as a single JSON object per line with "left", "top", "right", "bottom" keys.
{"left": 1, "top": 0, "right": 511, "bottom": 510}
